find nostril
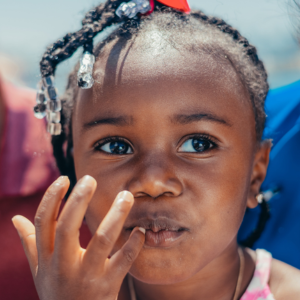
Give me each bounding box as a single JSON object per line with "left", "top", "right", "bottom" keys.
{"left": 153, "top": 191, "right": 174, "bottom": 200}
{"left": 133, "top": 191, "right": 176, "bottom": 199}
{"left": 134, "top": 192, "right": 150, "bottom": 198}
{"left": 162, "top": 191, "right": 177, "bottom": 198}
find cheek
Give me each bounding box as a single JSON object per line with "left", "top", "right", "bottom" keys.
{"left": 77, "top": 158, "right": 136, "bottom": 234}
{"left": 189, "top": 148, "right": 252, "bottom": 229}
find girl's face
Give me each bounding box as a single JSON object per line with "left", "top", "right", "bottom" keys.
{"left": 72, "top": 38, "right": 269, "bottom": 284}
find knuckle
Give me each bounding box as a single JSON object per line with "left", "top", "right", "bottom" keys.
{"left": 122, "top": 248, "right": 136, "bottom": 264}
{"left": 34, "top": 214, "right": 44, "bottom": 229}
{"left": 70, "top": 189, "right": 85, "bottom": 202}
{"left": 52, "top": 268, "right": 69, "bottom": 284}
{"left": 95, "top": 230, "right": 114, "bottom": 249}
{"left": 55, "top": 223, "right": 70, "bottom": 238}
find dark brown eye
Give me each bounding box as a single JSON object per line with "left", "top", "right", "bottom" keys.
{"left": 179, "top": 137, "right": 213, "bottom": 153}
{"left": 97, "top": 139, "right": 133, "bottom": 155}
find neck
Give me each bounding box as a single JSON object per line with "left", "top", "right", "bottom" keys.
{"left": 132, "top": 242, "right": 251, "bottom": 300}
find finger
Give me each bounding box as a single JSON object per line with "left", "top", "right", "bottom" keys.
{"left": 108, "top": 227, "right": 145, "bottom": 280}
{"left": 83, "top": 191, "right": 134, "bottom": 269}
{"left": 54, "top": 175, "right": 96, "bottom": 262}
{"left": 35, "top": 176, "right": 70, "bottom": 258}
{"left": 12, "top": 215, "right": 38, "bottom": 277}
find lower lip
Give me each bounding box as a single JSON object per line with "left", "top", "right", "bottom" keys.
{"left": 144, "top": 229, "right": 186, "bottom": 248}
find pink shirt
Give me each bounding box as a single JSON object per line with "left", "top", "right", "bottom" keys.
{"left": 241, "top": 249, "right": 275, "bottom": 300}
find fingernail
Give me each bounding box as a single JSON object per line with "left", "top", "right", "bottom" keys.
{"left": 80, "top": 175, "right": 96, "bottom": 186}
{"left": 138, "top": 227, "right": 146, "bottom": 234}
{"left": 116, "top": 191, "right": 133, "bottom": 205}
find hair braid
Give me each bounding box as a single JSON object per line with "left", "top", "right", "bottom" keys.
{"left": 40, "top": 0, "right": 125, "bottom": 77}
{"left": 51, "top": 68, "right": 78, "bottom": 195}
{"left": 240, "top": 198, "right": 270, "bottom": 248}
{"left": 190, "top": 11, "right": 268, "bottom": 135}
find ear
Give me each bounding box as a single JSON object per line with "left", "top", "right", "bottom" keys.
{"left": 247, "top": 140, "right": 271, "bottom": 209}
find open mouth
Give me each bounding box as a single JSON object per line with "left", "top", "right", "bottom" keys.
{"left": 125, "top": 217, "right": 189, "bottom": 248}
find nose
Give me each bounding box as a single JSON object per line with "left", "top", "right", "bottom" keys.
{"left": 126, "top": 156, "right": 183, "bottom": 199}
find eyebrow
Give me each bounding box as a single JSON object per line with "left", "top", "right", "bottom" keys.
{"left": 83, "top": 115, "right": 133, "bottom": 130}
{"left": 171, "top": 113, "right": 231, "bottom": 126}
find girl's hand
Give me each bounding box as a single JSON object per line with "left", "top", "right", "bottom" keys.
{"left": 12, "top": 175, "right": 145, "bottom": 300}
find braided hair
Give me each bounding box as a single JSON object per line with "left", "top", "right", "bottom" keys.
{"left": 240, "top": 197, "right": 270, "bottom": 248}
{"left": 40, "top": 0, "right": 270, "bottom": 247}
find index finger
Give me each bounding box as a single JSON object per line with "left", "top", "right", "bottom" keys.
{"left": 83, "top": 191, "right": 134, "bottom": 269}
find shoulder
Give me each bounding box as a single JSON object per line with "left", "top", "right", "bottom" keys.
{"left": 269, "top": 258, "right": 300, "bottom": 300}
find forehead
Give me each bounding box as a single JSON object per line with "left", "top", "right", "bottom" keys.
{"left": 73, "top": 31, "right": 254, "bottom": 138}
{"left": 92, "top": 30, "right": 245, "bottom": 91}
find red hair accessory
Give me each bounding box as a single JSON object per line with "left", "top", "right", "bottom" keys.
{"left": 116, "top": 0, "right": 190, "bottom": 19}
{"left": 156, "top": 0, "right": 190, "bottom": 13}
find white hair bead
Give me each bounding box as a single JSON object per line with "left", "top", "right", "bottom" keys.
{"left": 77, "top": 51, "right": 95, "bottom": 89}
{"left": 116, "top": 0, "right": 151, "bottom": 18}
{"left": 34, "top": 77, "right": 62, "bottom": 135}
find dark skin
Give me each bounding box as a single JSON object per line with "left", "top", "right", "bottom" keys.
{"left": 13, "top": 35, "right": 300, "bottom": 300}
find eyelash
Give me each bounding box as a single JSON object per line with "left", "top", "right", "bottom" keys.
{"left": 93, "top": 134, "right": 218, "bottom": 155}
{"left": 179, "top": 134, "right": 218, "bottom": 152}
{"left": 94, "top": 137, "right": 133, "bottom": 155}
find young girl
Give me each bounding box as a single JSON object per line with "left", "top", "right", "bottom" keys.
{"left": 12, "top": 0, "right": 300, "bottom": 299}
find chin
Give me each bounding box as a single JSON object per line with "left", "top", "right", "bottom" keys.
{"left": 128, "top": 247, "right": 202, "bottom": 285}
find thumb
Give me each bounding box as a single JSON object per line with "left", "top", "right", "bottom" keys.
{"left": 12, "top": 215, "right": 38, "bottom": 277}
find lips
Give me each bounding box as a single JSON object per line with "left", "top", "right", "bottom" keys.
{"left": 125, "top": 216, "right": 189, "bottom": 248}
{"left": 144, "top": 228, "right": 186, "bottom": 247}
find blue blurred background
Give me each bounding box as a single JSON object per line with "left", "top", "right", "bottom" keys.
{"left": 0, "top": 0, "right": 299, "bottom": 92}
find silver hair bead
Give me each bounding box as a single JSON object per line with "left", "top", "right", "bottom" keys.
{"left": 36, "top": 90, "right": 46, "bottom": 104}
{"left": 77, "top": 51, "right": 95, "bottom": 89}
{"left": 116, "top": 0, "right": 151, "bottom": 18}
{"left": 116, "top": 2, "right": 138, "bottom": 18}
{"left": 47, "top": 123, "right": 62, "bottom": 135}
{"left": 45, "top": 86, "right": 59, "bottom": 100}
{"left": 33, "top": 103, "right": 47, "bottom": 119}
{"left": 42, "top": 75, "right": 55, "bottom": 87}
{"left": 35, "top": 76, "right": 62, "bottom": 135}
{"left": 46, "top": 111, "right": 61, "bottom": 123}
{"left": 46, "top": 99, "right": 62, "bottom": 112}
{"left": 134, "top": 0, "right": 152, "bottom": 14}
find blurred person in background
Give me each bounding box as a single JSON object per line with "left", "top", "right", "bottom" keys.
{"left": 0, "top": 54, "right": 92, "bottom": 299}
{"left": 238, "top": 0, "right": 300, "bottom": 269}
{"left": 0, "top": 53, "right": 59, "bottom": 299}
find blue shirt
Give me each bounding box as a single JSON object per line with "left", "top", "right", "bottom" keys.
{"left": 238, "top": 80, "right": 300, "bottom": 268}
